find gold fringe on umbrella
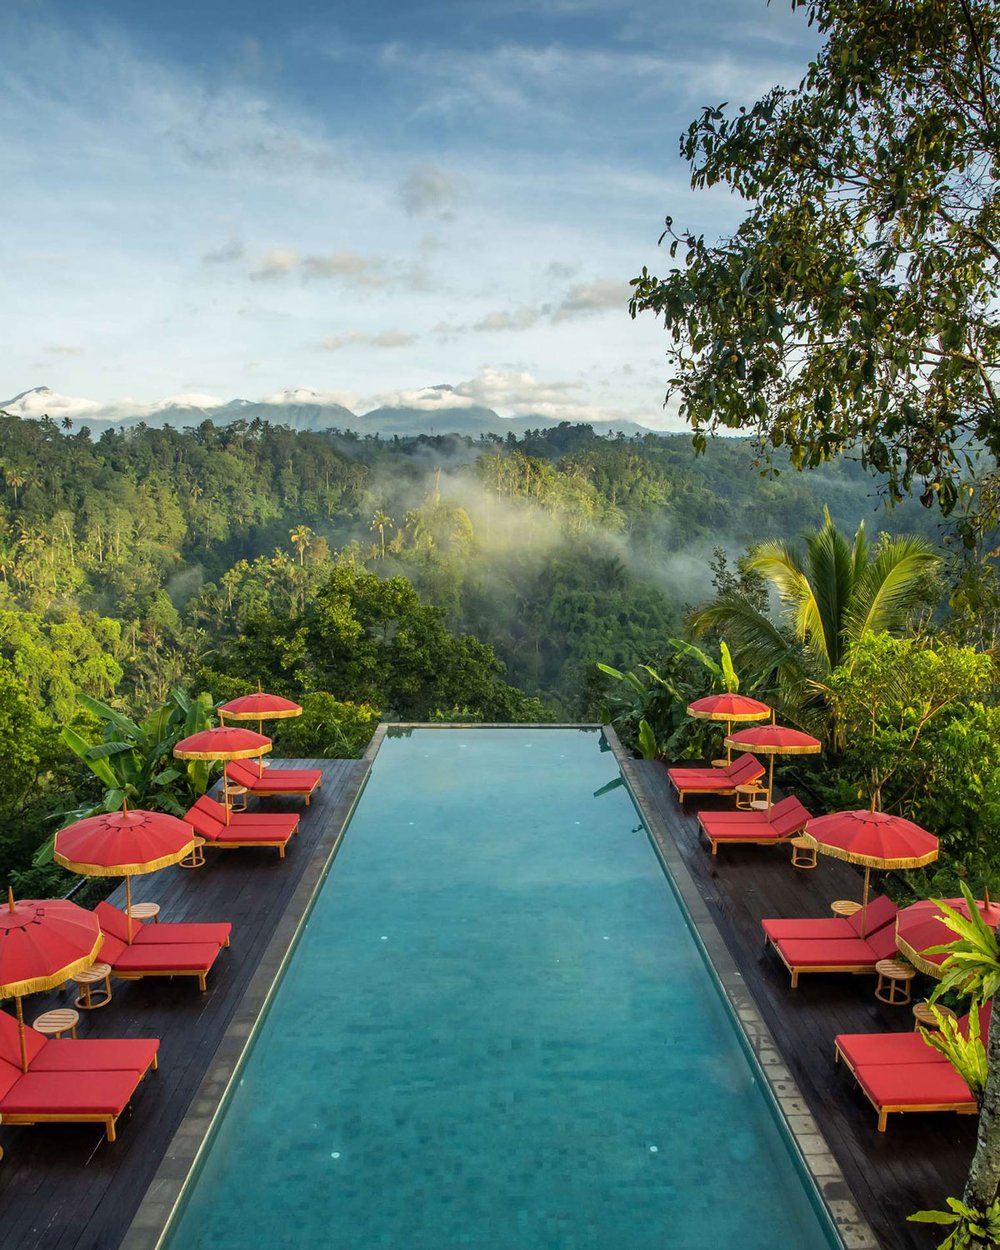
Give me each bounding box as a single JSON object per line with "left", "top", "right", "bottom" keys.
{"left": 797, "top": 837, "right": 940, "bottom": 870}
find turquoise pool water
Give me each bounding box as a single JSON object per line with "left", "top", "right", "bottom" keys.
{"left": 164, "top": 728, "right": 839, "bottom": 1249}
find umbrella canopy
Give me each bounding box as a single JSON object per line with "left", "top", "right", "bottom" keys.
{"left": 896, "top": 896, "right": 1000, "bottom": 977}
{"left": 218, "top": 693, "right": 301, "bottom": 723}
{"left": 687, "top": 694, "right": 771, "bottom": 763}
{"left": 0, "top": 889, "right": 103, "bottom": 1070}
{"left": 54, "top": 807, "right": 196, "bottom": 944}
{"left": 724, "top": 724, "right": 822, "bottom": 805}
{"left": 687, "top": 694, "right": 771, "bottom": 722}
{"left": 218, "top": 693, "right": 301, "bottom": 777}
{"left": 173, "top": 727, "right": 272, "bottom": 761}
{"left": 54, "top": 808, "right": 196, "bottom": 876}
{"left": 802, "top": 810, "right": 939, "bottom": 936}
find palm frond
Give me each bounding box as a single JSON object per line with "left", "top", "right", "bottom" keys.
{"left": 803, "top": 515, "right": 855, "bottom": 671}
{"left": 843, "top": 536, "right": 939, "bottom": 649}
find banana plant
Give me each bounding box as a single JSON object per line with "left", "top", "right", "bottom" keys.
{"left": 39, "top": 689, "right": 216, "bottom": 863}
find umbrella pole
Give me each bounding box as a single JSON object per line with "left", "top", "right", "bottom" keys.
{"left": 125, "top": 875, "right": 133, "bottom": 945}
{"left": 16, "top": 996, "right": 27, "bottom": 1073}
{"left": 768, "top": 754, "right": 775, "bottom": 808}
{"left": 726, "top": 719, "right": 732, "bottom": 765}
{"left": 259, "top": 720, "right": 264, "bottom": 778}
{"left": 859, "top": 866, "right": 871, "bottom": 938}
{"left": 224, "top": 773, "right": 232, "bottom": 826}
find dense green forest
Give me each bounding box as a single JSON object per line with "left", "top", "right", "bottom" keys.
{"left": 0, "top": 408, "right": 968, "bottom": 895}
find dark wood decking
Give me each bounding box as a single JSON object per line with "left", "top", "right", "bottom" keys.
{"left": 0, "top": 759, "right": 368, "bottom": 1250}
{"left": 629, "top": 760, "right": 973, "bottom": 1250}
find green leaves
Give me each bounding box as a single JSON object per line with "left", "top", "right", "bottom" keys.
{"left": 909, "top": 1196, "right": 1000, "bottom": 1250}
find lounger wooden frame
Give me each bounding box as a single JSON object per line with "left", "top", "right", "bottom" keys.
{"left": 1, "top": 1054, "right": 158, "bottom": 1142}
{"left": 833, "top": 1043, "right": 977, "bottom": 1131}
{"left": 765, "top": 936, "right": 883, "bottom": 989}
{"left": 112, "top": 967, "right": 213, "bottom": 991}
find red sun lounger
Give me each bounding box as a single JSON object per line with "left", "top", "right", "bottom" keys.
{"left": 697, "top": 796, "right": 811, "bottom": 856}
{"left": 94, "top": 901, "right": 231, "bottom": 950}
{"left": 761, "top": 896, "right": 898, "bottom": 944}
{"left": 0, "top": 1009, "right": 158, "bottom": 1142}
{"left": 225, "top": 760, "right": 322, "bottom": 805}
{"left": 186, "top": 795, "right": 299, "bottom": 859}
{"left": 853, "top": 1061, "right": 977, "bottom": 1132}
{"left": 97, "top": 931, "right": 227, "bottom": 992}
{"left": 763, "top": 918, "right": 900, "bottom": 989}
{"left": 666, "top": 753, "right": 765, "bottom": 803}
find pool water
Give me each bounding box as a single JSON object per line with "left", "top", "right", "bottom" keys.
{"left": 163, "top": 728, "right": 839, "bottom": 1249}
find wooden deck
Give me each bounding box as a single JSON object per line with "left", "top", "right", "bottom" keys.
{"left": 628, "top": 760, "right": 974, "bottom": 1250}
{"left": 0, "top": 759, "right": 368, "bottom": 1250}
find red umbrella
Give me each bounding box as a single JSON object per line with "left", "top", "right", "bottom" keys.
{"left": 174, "top": 727, "right": 272, "bottom": 825}
{"left": 218, "top": 692, "right": 301, "bottom": 775}
{"left": 173, "top": 727, "right": 272, "bottom": 761}
{"left": 0, "top": 889, "right": 103, "bottom": 1070}
{"left": 895, "top": 896, "right": 1000, "bottom": 977}
{"left": 687, "top": 694, "right": 771, "bottom": 763}
{"left": 54, "top": 806, "right": 196, "bottom": 944}
{"left": 802, "top": 810, "right": 939, "bottom": 936}
{"left": 724, "top": 724, "right": 822, "bottom": 806}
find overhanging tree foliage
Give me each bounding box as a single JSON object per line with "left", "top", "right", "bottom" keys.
{"left": 630, "top": 0, "right": 1000, "bottom": 533}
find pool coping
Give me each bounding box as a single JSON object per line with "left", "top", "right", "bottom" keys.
{"left": 123, "top": 722, "right": 876, "bottom": 1250}
{"left": 120, "top": 754, "right": 375, "bottom": 1250}
{"left": 605, "top": 726, "right": 879, "bottom": 1250}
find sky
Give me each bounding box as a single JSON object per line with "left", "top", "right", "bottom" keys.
{"left": 0, "top": 0, "right": 818, "bottom": 427}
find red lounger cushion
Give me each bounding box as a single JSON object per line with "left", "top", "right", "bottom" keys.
{"left": 29, "top": 1038, "right": 159, "bottom": 1073}
{"left": 0, "top": 1012, "right": 46, "bottom": 1068}
{"left": 111, "top": 942, "right": 221, "bottom": 974}
{"left": 0, "top": 1069, "right": 144, "bottom": 1115}
{"left": 94, "top": 901, "right": 230, "bottom": 949}
{"left": 701, "top": 796, "right": 810, "bottom": 842}
{"left": 227, "top": 762, "right": 321, "bottom": 791}
{"left": 837, "top": 1032, "right": 945, "bottom": 1068}
{"left": 187, "top": 799, "right": 297, "bottom": 845}
{"left": 763, "top": 897, "right": 897, "bottom": 944}
{"left": 772, "top": 926, "right": 899, "bottom": 968}
{"left": 856, "top": 1061, "right": 975, "bottom": 1111}
{"left": 0, "top": 1056, "right": 23, "bottom": 1100}
{"left": 192, "top": 796, "right": 298, "bottom": 833}
{"left": 668, "top": 753, "right": 763, "bottom": 791}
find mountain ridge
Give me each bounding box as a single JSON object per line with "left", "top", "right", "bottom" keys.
{"left": 0, "top": 386, "right": 655, "bottom": 439}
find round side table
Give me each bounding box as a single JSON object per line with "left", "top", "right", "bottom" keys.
{"left": 179, "top": 836, "right": 207, "bottom": 869}
{"left": 711, "top": 759, "right": 729, "bottom": 769}
{"left": 789, "top": 836, "right": 818, "bottom": 869}
{"left": 74, "top": 963, "right": 113, "bottom": 1010}
{"left": 735, "top": 782, "right": 766, "bottom": 810}
{"left": 224, "top": 783, "right": 249, "bottom": 813}
{"left": 830, "top": 900, "right": 862, "bottom": 918}
{"left": 875, "top": 958, "right": 915, "bottom": 1006}
{"left": 33, "top": 1008, "right": 80, "bottom": 1039}
{"left": 130, "top": 902, "right": 160, "bottom": 924}
{"left": 913, "top": 1001, "right": 958, "bottom": 1031}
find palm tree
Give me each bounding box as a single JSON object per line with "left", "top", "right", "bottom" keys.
{"left": 289, "top": 524, "right": 314, "bottom": 566}
{"left": 370, "top": 510, "right": 394, "bottom": 559}
{"left": 61, "top": 416, "right": 73, "bottom": 431}
{"left": 4, "top": 469, "right": 24, "bottom": 506}
{"left": 691, "top": 510, "right": 939, "bottom": 722}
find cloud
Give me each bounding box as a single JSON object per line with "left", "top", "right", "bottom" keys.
{"left": 320, "top": 331, "right": 417, "bottom": 351}
{"left": 43, "top": 344, "right": 83, "bottom": 356}
{"left": 552, "top": 279, "right": 627, "bottom": 321}
{"left": 545, "top": 261, "right": 576, "bottom": 281}
{"left": 203, "top": 238, "right": 245, "bottom": 264}
{"left": 249, "top": 246, "right": 297, "bottom": 281}
{"left": 472, "top": 307, "right": 542, "bottom": 333}
{"left": 397, "top": 166, "right": 459, "bottom": 217}
{"left": 302, "top": 250, "right": 382, "bottom": 283}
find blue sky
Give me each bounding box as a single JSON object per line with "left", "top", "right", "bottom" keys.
{"left": 0, "top": 0, "right": 816, "bottom": 425}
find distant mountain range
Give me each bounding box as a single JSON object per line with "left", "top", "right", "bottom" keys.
{"left": 0, "top": 386, "right": 654, "bottom": 440}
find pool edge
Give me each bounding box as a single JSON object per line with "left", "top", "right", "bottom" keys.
{"left": 605, "top": 726, "right": 878, "bottom": 1250}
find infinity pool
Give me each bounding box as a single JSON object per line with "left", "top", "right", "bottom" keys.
{"left": 163, "top": 727, "right": 839, "bottom": 1249}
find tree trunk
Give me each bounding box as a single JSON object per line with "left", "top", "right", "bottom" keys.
{"left": 963, "top": 982, "right": 1000, "bottom": 1218}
